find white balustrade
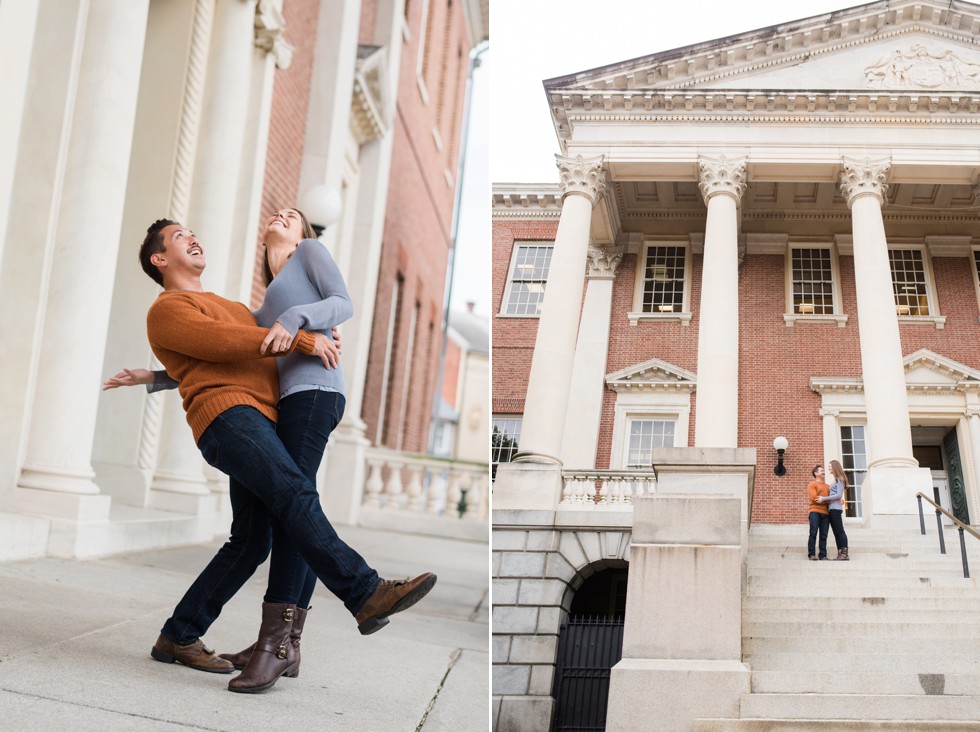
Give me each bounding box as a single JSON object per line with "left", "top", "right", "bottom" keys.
{"left": 560, "top": 470, "right": 658, "bottom": 509}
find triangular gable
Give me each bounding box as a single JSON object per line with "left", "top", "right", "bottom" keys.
{"left": 605, "top": 358, "right": 696, "bottom": 393}
{"left": 811, "top": 349, "right": 980, "bottom": 394}
{"left": 545, "top": 1, "right": 980, "bottom": 94}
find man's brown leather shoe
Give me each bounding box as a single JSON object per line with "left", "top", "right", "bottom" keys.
{"left": 150, "top": 634, "right": 234, "bottom": 673}
{"left": 355, "top": 573, "right": 437, "bottom": 635}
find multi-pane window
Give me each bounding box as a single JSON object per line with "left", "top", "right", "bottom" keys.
{"left": 791, "top": 248, "right": 834, "bottom": 314}
{"left": 840, "top": 426, "right": 868, "bottom": 518}
{"left": 491, "top": 417, "right": 522, "bottom": 480}
{"left": 889, "top": 249, "right": 930, "bottom": 316}
{"left": 626, "top": 419, "right": 675, "bottom": 469}
{"left": 503, "top": 244, "right": 552, "bottom": 316}
{"left": 640, "top": 246, "right": 686, "bottom": 313}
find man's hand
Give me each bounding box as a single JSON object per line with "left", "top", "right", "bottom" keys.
{"left": 311, "top": 333, "right": 341, "bottom": 369}
{"left": 260, "top": 322, "right": 294, "bottom": 355}
{"left": 102, "top": 368, "right": 153, "bottom": 391}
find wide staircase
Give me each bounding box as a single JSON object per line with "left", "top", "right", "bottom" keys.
{"left": 694, "top": 523, "right": 980, "bottom": 731}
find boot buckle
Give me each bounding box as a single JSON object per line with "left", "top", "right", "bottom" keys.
{"left": 276, "top": 645, "right": 287, "bottom": 659}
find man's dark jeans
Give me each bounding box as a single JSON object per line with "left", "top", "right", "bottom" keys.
{"left": 808, "top": 511, "right": 830, "bottom": 559}
{"left": 161, "top": 404, "right": 379, "bottom": 644}
{"left": 265, "top": 390, "right": 346, "bottom": 608}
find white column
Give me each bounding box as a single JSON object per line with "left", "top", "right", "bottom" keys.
{"left": 560, "top": 245, "right": 624, "bottom": 468}
{"left": 0, "top": 0, "right": 41, "bottom": 274}
{"left": 517, "top": 154, "right": 606, "bottom": 464}
{"left": 820, "top": 408, "right": 842, "bottom": 467}
{"left": 839, "top": 157, "right": 916, "bottom": 469}
{"left": 965, "top": 407, "right": 980, "bottom": 522}
{"left": 321, "top": 0, "right": 403, "bottom": 525}
{"left": 15, "top": 0, "right": 150, "bottom": 519}
{"left": 694, "top": 155, "right": 746, "bottom": 449}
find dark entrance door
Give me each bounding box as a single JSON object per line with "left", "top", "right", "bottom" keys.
{"left": 552, "top": 567, "right": 627, "bottom": 732}
{"left": 552, "top": 615, "right": 624, "bottom": 732}
{"left": 943, "top": 428, "right": 970, "bottom": 524}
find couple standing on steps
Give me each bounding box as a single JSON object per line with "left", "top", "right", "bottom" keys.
{"left": 806, "top": 461, "right": 850, "bottom": 561}
{"left": 103, "top": 209, "right": 436, "bottom": 696}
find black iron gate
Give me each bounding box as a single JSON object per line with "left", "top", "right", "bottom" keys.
{"left": 552, "top": 615, "right": 624, "bottom": 732}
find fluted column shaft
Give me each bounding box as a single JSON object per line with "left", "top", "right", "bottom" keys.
{"left": 841, "top": 157, "right": 916, "bottom": 469}
{"left": 694, "top": 155, "right": 746, "bottom": 449}
{"left": 517, "top": 155, "right": 606, "bottom": 464}
{"left": 560, "top": 245, "right": 623, "bottom": 468}
{"left": 17, "top": 0, "right": 150, "bottom": 517}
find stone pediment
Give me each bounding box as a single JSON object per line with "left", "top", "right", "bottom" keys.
{"left": 545, "top": 1, "right": 980, "bottom": 95}
{"left": 811, "top": 350, "right": 980, "bottom": 394}
{"left": 605, "top": 359, "right": 696, "bottom": 393}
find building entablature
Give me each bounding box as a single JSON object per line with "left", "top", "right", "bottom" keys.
{"left": 492, "top": 184, "right": 562, "bottom": 220}
{"left": 811, "top": 350, "right": 980, "bottom": 398}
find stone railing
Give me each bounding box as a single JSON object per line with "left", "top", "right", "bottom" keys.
{"left": 560, "top": 469, "right": 658, "bottom": 507}
{"left": 359, "top": 448, "right": 488, "bottom": 539}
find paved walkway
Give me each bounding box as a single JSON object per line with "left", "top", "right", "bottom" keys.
{"left": 0, "top": 525, "right": 489, "bottom": 731}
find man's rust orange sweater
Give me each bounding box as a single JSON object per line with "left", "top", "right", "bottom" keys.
{"left": 147, "top": 291, "right": 318, "bottom": 443}
{"left": 807, "top": 480, "right": 830, "bottom": 515}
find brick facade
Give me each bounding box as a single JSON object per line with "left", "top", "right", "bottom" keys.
{"left": 250, "top": 0, "right": 322, "bottom": 310}
{"left": 361, "top": 0, "right": 471, "bottom": 451}
{"left": 492, "top": 212, "right": 980, "bottom": 524}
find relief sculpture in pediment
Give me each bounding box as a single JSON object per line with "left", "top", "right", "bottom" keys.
{"left": 864, "top": 44, "right": 980, "bottom": 90}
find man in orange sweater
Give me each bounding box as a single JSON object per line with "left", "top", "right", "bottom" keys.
{"left": 139, "top": 219, "right": 436, "bottom": 673}
{"left": 807, "top": 465, "right": 831, "bottom": 560}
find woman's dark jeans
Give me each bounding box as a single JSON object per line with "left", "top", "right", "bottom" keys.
{"left": 265, "top": 389, "right": 345, "bottom": 607}
{"left": 808, "top": 511, "right": 830, "bottom": 558}
{"left": 161, "top": 403, "right": 379, "bottom": 644}
{"left": 828, "top": 509, "right": 848, "bottom": 552}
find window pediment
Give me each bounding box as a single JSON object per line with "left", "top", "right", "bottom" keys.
{"left": 606, "top": 359, "right": 696, "bottom": 394}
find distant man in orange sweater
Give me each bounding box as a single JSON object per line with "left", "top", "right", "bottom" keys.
{"left": 139, "top": 219, "right": 435, "bottom": 674}
{"left": 807, "top": 465, "right": 831, "bottom": 560}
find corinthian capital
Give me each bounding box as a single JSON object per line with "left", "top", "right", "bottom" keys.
{"left": 586, "top": 245, "right": 625, "bottom": 278}
{"left": 556, "top": 154, "right": 606, "bottom": 206}
{"left": 255, "top": 0, "right": 294, "bottom": 69}
{"left": 698, "top": 155, "right": 747, "bottom": 204}
{"left": 839, "top": 157, "right": 890, "bottom": 206}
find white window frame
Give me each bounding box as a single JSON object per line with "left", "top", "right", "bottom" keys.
{"left": 783, "top": 243, "right": 848, "bottom": 328}
{"left": 492, "top": 415, "right": 523, "bottom": 480}
{"left": 499, "top": 241, "right": 554, "bottom": 318}
{"left": 610, "top": 394, "right": 689, "bottom": 470}
{"left": 628, "top": 240, "right": 693, "bottom": 326}
{"left": 623, "top": 417, "right": 677, "bottom": 469}
{"left": 838, "top": 422, "right": 869, "bottom": 519}
{"left": 888, "top": 245, "right": 945, "bottom": 329}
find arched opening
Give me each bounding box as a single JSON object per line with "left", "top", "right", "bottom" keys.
{"left": 552, "top": 561, "right": 628, "bottom": 732}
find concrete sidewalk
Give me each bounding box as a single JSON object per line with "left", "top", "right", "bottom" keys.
{"left": 0, "top": 525, "right": 489, "bottom": 731}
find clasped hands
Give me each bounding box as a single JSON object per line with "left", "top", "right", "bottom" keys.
{"left": 260, "top": 324, "right": 342, "bottom": 369}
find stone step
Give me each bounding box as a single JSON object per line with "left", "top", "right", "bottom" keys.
{"left": 746, "top": 585, "right": 978, "bottom": 598}
{"left": 744, "top": 651, "right": 980, "bottom": 674}
{"left": 693, "top": 718, "right": 980, "bottom": 731}
{"left": 749, "top": 670, "right": 980, "bottom": 695}
{"left": 0, "top": 511, "right": 49, "bottom": 561}
{"left": 744, "top": 608, "right": 980, "bottom": 624}
{"left": 742, "top": 620, "right": 980, "bottom": 638}
{"left": 743, "top": 634, "right": 980, "bottom": 655}
{"left": 746, "top": 577, "right": 977, "bottom": 591}
{"left": 739, "top": 693, "right": 980, "bottom": 721}
{"left": 743, "top": 595, "right": 977, "bottom": 611}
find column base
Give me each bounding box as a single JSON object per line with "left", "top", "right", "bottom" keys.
{"left": 605, "top": 658, "right": 750, "bottom": 732}
{"left": 863, "top": 465, "right": 933, "bottom": 529}
{"left": 494, "top": 695, "right": 555, "bottom": 732}
{"left": 320, "top": 421, "right": 370, "bottom": 526}
{"left": 14, "top": 486, "right": 111, "bottom": 521}
{"left": 17, "top": 464, "right": 101, "bottom": 495}
{"left": 147, "top": 488, "right": 217, "bottom": 515}
{"left": 492, "top": 461, "right": 563, "bottom": 511}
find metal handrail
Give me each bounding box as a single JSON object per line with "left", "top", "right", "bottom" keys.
{"left": 915, "top": 492, "right": 980, "bottom": 579}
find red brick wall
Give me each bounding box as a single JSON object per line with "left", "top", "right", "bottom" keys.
{"left": 361, "top": 0, "right": 471, "bottom": 452}
{"left": 492, "top": 215, "right": 980, "bottom": 524}
{"left": 250, "top": 0, "right": 322, "bottom": 310}
{"left": 443, "top": 337, "right": 461, "bottom": 406}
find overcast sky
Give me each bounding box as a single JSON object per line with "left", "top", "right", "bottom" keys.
{"left": 452, "top": 1, "right": 863, "bottom": 318}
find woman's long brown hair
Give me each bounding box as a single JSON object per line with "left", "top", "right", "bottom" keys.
{"left": 829, "top": 459, "right": 849, "bottom": 487}
{"left": 262, "top": 208, "right": 317, "bottom": 286}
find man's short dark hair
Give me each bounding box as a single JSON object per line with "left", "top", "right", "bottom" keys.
{"left": 812, "top": 464, "right": 822, "bottom": 478}
{"left": 140, "top": 218, "right": 177, "bottom": 287}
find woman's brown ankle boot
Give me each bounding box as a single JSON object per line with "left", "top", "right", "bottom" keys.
{"left": 283, "top": 606, "right": 309, "bottom": 679}
{"left": 228, "top": 603, "right": 298, "bottom": 693}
